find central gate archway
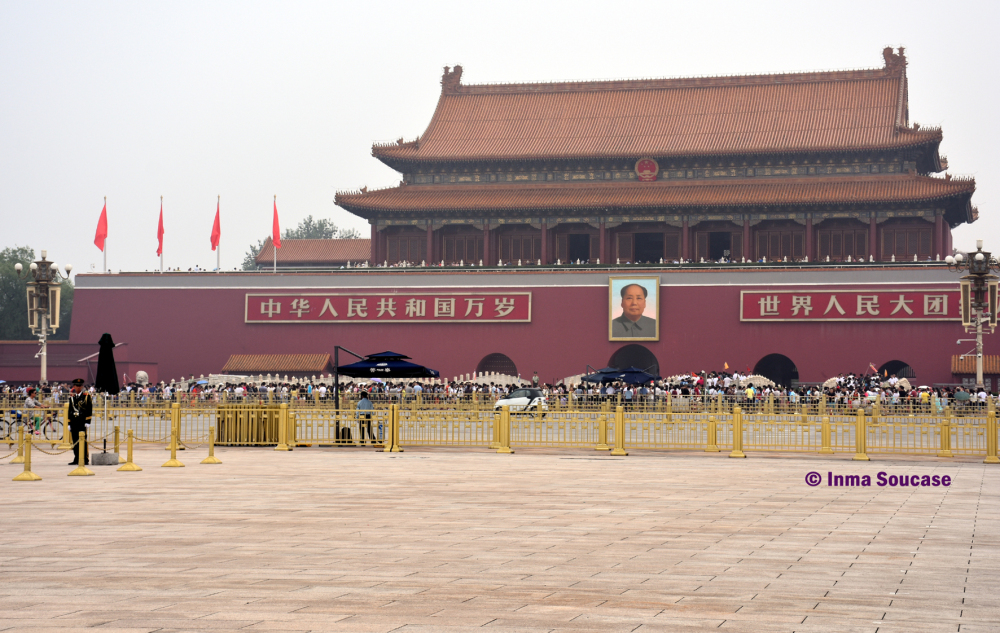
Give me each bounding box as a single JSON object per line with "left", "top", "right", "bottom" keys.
{"left": 476, "top": 353, "right": 518, "bottom": 377}
{"left": 878, "top": 360, "right": 916, "bottom": 379}
{"left": 608, "top": 344, "right": 659, "bottom": 375}
{"left": 752, "top": 354, "right": 799, "bottom": 387}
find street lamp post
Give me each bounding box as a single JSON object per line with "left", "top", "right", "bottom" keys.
{"left": 13, "top": 250, "right": 72, "bottom": 385}
{"left": 946, "top": 240, "right": 999, "bottom": 390}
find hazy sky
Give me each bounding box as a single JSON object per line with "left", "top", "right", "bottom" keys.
{"left": 2, "top": 1, "right": 997, "bottom": 276}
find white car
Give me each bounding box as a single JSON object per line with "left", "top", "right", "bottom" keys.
{"left": 494, "top": 388, "right": 548, "bottom": 416}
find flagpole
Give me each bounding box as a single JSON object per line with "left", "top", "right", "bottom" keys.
{"left": 103, "top": 196, "right": 107, "bottom": 273}
{"left": 273, "top": 194, "right": 277, "bottom": 274}
{"left": 217, "top": 195, "right": 221, "bottom": 274}
{"left": 160, "top": 195, "right": 164, "bottom": 274}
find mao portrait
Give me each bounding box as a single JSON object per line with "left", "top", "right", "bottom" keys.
{"left": 609, "top": 277, "right": 659, "bottom": 341}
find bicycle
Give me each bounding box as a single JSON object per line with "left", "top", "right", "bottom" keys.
{"left": 3, "top": 409, "right": 63, "bottom": 441}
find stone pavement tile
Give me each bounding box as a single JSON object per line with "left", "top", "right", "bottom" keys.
{"left": 3, "top": 449, "right": 997, "bottom": 631}
{"left": 2, "top": 629, "right": 161, "bottom": 633}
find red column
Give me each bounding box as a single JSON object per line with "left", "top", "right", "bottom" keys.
{"left": 599, "top": 222, "right": 606, "bottom": 263}
{"left": 805, "top": 216, "right": 814, "bottom": 261}
{"left": 426, "top": 224, "right": 433, "bottom": 265}
{"left": 682, "top": 218, "right": 690, "bottom": 261}
{"left": 483, "top": 223, "right": 490, "bottom": 266}
{"left": 869, "top": 216, "right": 877, "bottom": 261}
{"left": 540, "top": 222, "right": 547, "bottom": 264}
{"left": 743, "top": 217, "right": 751, "bottom": 261}
{"left": 370, "top": 224, "right": 378, "bottom": 263}
{"left": 934, "top": 212, "right": 944, "bottom": 260}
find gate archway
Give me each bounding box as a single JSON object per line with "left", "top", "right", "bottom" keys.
{"left": 878, "top": 360, "right": 916, "bottom": 379}
{"left": 608, "top": 344, "right": 659, "bottom": 375}
{"left": 476, "top": 353, "right": 518, "bottom": 377}
{"left": 753, "top": 354, "right": 799, "bottom": 387}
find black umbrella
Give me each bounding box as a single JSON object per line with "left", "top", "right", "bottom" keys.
{"left": 336, "top": 351, "right": 440, "bottom": 379}
{"left": 94, "top": 333, "right": 120, "bottom": 394}
{"left": 582, "top": 366, "right": 660, "bottom": 385}
{"left": 580, "top": 366, "right": 622, "bottom": 384}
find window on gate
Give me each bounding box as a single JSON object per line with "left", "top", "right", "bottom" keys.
{"left": 818, "top": 228, "right": 868, "bottom": 261}
{"left": 755, "top": 229, "right": 806, "bottom": 260}
{"left": 500, "top": 235, "right": 539, "bottom": 262}
{"left": 882, "top": 227, "right": 931, "bottom": 260}
{"left": 443, "top": 236, "right": 482, "bottom": 263}
{"left": 387, "top": 236, "right": 425, "bottom": 264}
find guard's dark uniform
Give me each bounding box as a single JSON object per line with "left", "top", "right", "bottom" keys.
{"left": 68, "top": 390, "right": 93, "bottom": 465}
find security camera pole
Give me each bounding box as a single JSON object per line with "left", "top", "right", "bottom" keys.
{"left": 14, "top": 251, "right": 73, "bottom": 385}
{"left": 946, "top": 240, "right": 999, "bottom": 390}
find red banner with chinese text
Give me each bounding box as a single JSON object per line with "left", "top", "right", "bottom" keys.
{"left": 245, "top": 292, "right": 531, "bottom": 323}
{"left": 740, "top": 289, "right": 958, "bottom": 322}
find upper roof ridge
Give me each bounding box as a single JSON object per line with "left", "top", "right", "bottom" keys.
{"left": 440, "top": 48, "right": 907, "bottom": 96}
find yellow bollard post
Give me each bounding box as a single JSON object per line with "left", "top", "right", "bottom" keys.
{"left": 390, "top": 404, "right": 403, "bottom": 452}
{"left": 58, "top": 403, "right": 72, "bottom": 450}
{"left": 274, "top": 403, "right": 290, "bottom": 451}
{"left": 489, "top": 408, "right": 500, "bottom": 449}
{"left": 162, "top": 420, "right": 185, "bottom": 467}
{"left": 610, "top": 406, "right": 627, "bottom": 456}
{"left": 496, "top": 406, "right": 513, "bottom": 453}
{"left": 852, "top": 408, "right": 869, "bottom": 461}
{"left": 12, "top": 426, "right": 25, "bottom": 464}
{"left": 595, "top": 409, "right": 610, "bottom": 451}
{"left": 68, "top": 432, "right": 95, "bottom": 476}
{"left": 114, "top": 425, "right": 125, "bottom": 463}
{"left": 729, "top": 406, "right": 746, "bottom": 458}
{"left": 985, "top": 409, "right": 999, "bottom": 464}
{"left": 818, "top": 395, "right": 826, "bottom": 416}
{"left": 937, "top": 407, "right": 953, "bottom": 458}
{"left": 118, "top": 430, "right": 142, "bottom": 471}
{"left": 819, "top": 416, "right": 833, "bottom": 454}
{"left": 201, "top": 426, "right": 222, "bottom": 464}
{"left": 705, "top": 416, "right": 720, "bottom": 452}
{"left": 13, "top": 436, "right": 42, "bottom": 481}
{"left": 166, "top": 402, "right": 180, "bottom": 450}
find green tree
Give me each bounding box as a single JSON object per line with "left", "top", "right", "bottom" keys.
{"left": 0, "top": 246, "right": 74, "bottom": 341}
{"left": 242, "top": 215, "right": 361, "bottom": 270}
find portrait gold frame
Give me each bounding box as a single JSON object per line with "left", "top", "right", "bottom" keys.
{"left": 609, "top": 276, "right": 660, "bottom": 341}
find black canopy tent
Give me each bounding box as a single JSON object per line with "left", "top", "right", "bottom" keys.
{"left": 333, "top": 349, "right": 440, "bottom": 409}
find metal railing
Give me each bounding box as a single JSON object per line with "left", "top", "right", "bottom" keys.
{"left": 9, "top": 399, "right": 995, "bottom": 464}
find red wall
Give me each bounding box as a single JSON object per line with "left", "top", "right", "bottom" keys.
{"left": 64, "top": 279, "right": 993, "bottom": 385}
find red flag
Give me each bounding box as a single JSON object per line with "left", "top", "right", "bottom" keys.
{"left": 272, "top": 197, "right": 281, "bottom": 249}
{"left": 210, "top": 198, "right": 221, "bottom": 251}
{"left": 94, "top": 201, "right": 108, "bottom": 251}
{"left": 156, "top": 199, "right": 165, "bottom": 256}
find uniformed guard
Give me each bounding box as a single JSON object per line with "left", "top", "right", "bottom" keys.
{"left": 67, "top": 378, "right": 93, "bottom": 465}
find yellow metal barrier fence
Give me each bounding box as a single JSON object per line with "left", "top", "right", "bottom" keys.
{"left": 41, "top": 401, "right": 999, "bottom": 463}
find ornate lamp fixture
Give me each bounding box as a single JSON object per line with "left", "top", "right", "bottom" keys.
{"left": 13, "top": 250, "right": 72, "bottom": 385}
{"left": 945, "top": 240, "right": 998, "bottom": 389}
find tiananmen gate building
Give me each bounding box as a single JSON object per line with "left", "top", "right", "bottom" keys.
{"left": 12, "top": 47, "right": 996, "bottom": 389}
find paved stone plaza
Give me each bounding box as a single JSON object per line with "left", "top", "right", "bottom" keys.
{"left": 1, "top": 447, "right": 998, "bottom": 632}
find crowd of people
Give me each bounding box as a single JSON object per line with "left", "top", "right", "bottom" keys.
{"left": 1, "top": 369, "right": 995, "bottom": 414}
